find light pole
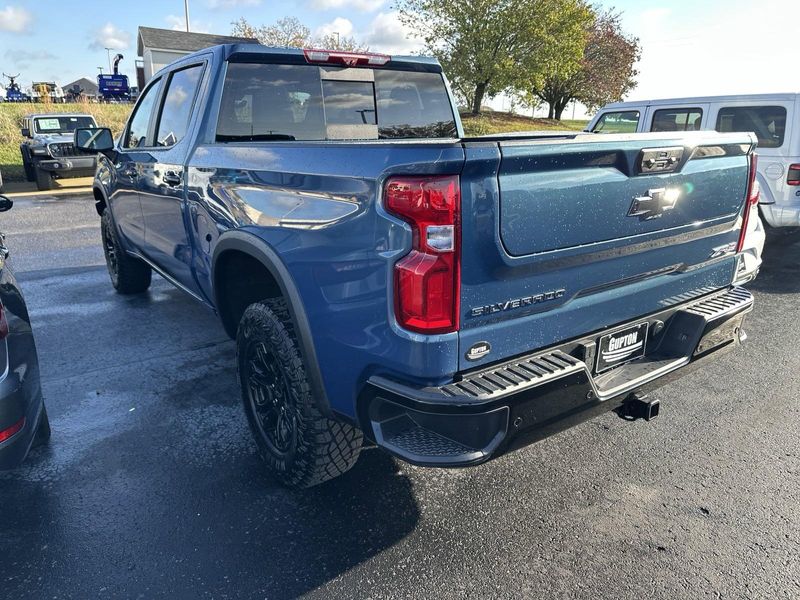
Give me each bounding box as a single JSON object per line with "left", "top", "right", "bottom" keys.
{"left": 104, "top": 48, "right": 112, "bottom": 72}
{"left": 98, "top": 66, "right": 104, "bottom": 75}
{"left": 333, "top": 31, "right": 340, "bottom": 46}
{"left": 184, "top": 0, "right": 190, "bottom": 32}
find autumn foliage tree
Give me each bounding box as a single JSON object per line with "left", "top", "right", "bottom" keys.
{"left": 532, "top": 10, "right": 640, "bottom": 120}
{"left": 397, "top": 0, "right": 591, "bottom": 115}
{"left": 231, "top": 16, "right": 367, "bottom": 51}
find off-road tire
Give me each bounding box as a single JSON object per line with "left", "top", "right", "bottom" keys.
{"left": 237, "top": 298, "right": 362, "bottom": 488}
{"left": 22, "top": 150, "right": 35, "bottom": 182}
{"left": 32, "top": 403, "right": 51, "bottom": 447}
{"left": 101, "top": 210, "right": 152, "bottom": 294}
{"left": 35, "top": 166, "right": 52, "bottom": 191}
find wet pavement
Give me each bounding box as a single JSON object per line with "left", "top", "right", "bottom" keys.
{"left": 0, "top": 194, "right": 798, "bottom": 599}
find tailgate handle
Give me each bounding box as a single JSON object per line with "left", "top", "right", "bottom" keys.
{"left": 638, "top": 146, "right": 684, "bottom": 174}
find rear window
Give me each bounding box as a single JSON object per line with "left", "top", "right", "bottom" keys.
{"left": 592, "top": 110, "right": 639, "bottom": 133}
{"left": 216, "top": 63, "right": 457, "bottom": 141}
{"left": 716, "top": 105, "right": 787, "bottom": 148}
{"left": 651, "top": 108, "right": 703, "bottom": 132}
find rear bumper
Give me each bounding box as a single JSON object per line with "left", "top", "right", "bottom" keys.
{"left": 760, "top": 203, "right": 800, "bottom": 228}
{"left": 37, "top": 157, "right": 96, "bottom": 177}
{"left": 360, "top": 286, "right": 754, "bottom": 467}
{"left": 0, "top": 367, "right": 44, "bottom": 470}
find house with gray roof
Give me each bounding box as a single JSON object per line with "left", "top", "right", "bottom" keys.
{"left": 62, "top": 77, "right": 99, "bottom": 100}
{"left": 136, "top": 26, "right": 258, "bottom": 87}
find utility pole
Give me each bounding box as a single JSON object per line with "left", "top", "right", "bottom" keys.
{"left": 104, "top": 48, "right": 112, "bottom": 72}
{"left": 184, "top": 0, "right": 190, "bottom": 32}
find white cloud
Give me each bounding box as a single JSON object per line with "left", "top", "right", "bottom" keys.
{"left": 314, "top": 17, "right": 354, "bottom": 40}
{"left": 206, "top": 0, "right": 262, "bottom": 8}
{"left": 5, "top": 49, "right": 55, "bottom": 67}
{"left": 0, "top": 5, "right": 32, "bottom": 33}
{"left": 89, "top": 23, "right": 131, "bottom": 51}
{"left": 165, "top": 14, "right": 212, "bottom": 34}
{"left": 361, "top": 12, "right": 422, "bottom": 55}
{"left": 311, "top": 0, "right": 384, "bottom": 13}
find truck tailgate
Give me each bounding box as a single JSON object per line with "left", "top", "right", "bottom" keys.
{"left": 458, "top": 132, "right": 755, "bottom": 371}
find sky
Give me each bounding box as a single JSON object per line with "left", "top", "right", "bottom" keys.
{"left": 0, "top": 0, "right": 798, "bottom": 116}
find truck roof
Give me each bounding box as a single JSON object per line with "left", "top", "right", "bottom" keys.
{"left": 25, "top": 113, "right": 94, "bottom": 119}
{"left": 603, "top": 92, "right": 800, "bottom": 109}
{"left": 166, "top": 43, "right": 443, "bottom": 75}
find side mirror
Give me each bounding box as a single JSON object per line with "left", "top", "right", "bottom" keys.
{"left": 0, "top": 196, "right": 13, "bottom": 212}
{"left": 20, "top": 128, "right": 30, "bottom": 138}
{"left": 74, "top": 127, "right": 114, "bottom": 154}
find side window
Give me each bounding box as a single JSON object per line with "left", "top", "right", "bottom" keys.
{"left": 155, "top": 64, "right": 204, "bottom": 147}
{"left": 592, "top": 110, "right": 639, "bottom": 133}
{"left": 651, "top": 108, "right": 703, "bottom": 132}
{"left": 716, "top": 106, "right": 787, "bottom": 149}
{"left": 124, "top": 78, "right": 162, "bottom": 149}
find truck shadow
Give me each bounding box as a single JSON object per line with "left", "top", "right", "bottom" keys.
{"left": 146, "top": 356, "right": 422, "bottom": 599}
{"left": 747, "top": 231, "right": 800, "bottom": 295}
{"left": 0, "top": 275, "right": 421, "bottom": 599}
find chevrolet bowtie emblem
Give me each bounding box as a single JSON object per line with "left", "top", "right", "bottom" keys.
{"left": 628, "top": 188, "right": 679, "bottom": 220}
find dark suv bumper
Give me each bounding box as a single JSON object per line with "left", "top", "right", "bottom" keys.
{"left": 37, "top": 157, "right": 96, "bottom": 178}
{"left": 360, "top": 286, "right": 754, "bottom": 467}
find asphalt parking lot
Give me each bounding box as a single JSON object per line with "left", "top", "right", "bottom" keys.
{"left": 0, "top": 193, "right": 798, "bottom": 599}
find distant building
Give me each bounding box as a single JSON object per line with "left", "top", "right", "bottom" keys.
{"left": 136, "top": 26, "right": 258, "bottom": 88}
{"left": 62, "top": 77, "right": 99, "bottom": 100}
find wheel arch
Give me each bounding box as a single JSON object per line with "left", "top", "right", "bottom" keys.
{"left": 92, "top": 185, "right": 107, "bottom": 216}
{"left": 212, "top": 231, "right": 333, "bottom": 417}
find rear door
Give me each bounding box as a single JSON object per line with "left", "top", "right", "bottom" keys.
{"left": 711, "top": 100, "right": 794, "bottom": 209}
{"left": 458, "top": 131, "right": 754, "bottom": 371}
{"left": 646, "top": 104, "right": 709, "bottom": 132}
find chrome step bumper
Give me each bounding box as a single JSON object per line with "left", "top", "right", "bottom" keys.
{"left": 361, "top": 286, "right": 754, "bottom": 467}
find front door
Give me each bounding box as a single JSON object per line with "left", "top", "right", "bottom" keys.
{"left": 137, "top": 64, "right": 205, "bottom": 296}
{"left": 111, "top": 76, "right": 163, "bottom": 249}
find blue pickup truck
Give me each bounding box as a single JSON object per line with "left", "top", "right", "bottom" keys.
{"left": 75, "top": 44, "right": 760, "bottom": 488}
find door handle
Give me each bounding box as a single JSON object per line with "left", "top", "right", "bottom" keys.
{"left": 162, "top": 171, "right": 182, "bottom": 187}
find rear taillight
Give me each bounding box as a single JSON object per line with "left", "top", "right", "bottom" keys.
{"left": 385, "top": 175, "right": 460, "bottom": 334}
{"left": 0, "top": 417, "right": 24, "bottom": 443}
{"left": 788, "top": 163, "right": 800, "bottom": 186}
{"left": 737, "top": 153, "right": 760, "bottom": 253}
{"left": 0, "top": 305, "right": 8, "bottom": 340}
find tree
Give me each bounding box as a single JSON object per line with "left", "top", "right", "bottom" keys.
{"left": 231, "top": 16, "right": 368, "bottom": 51}
{"left": 231, "top": 16, "right": 312, "bottom": 48}
{"left": 532, "top": 9, "right": 640, "bottom": 120}
{"left": 397, "top": 0, "right": 591, "bottom": 115}
{"left": 314, "top": 33, "right": 367, "bottom": 52}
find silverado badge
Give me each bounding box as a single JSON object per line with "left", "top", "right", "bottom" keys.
{"left": 470, "top": 289, "right": 566, "bottom": 318}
